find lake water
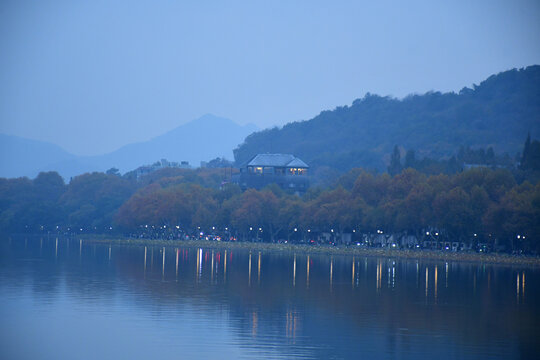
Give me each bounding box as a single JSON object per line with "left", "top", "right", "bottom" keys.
{"left": 1, "top": 236, "right": 539, "bottom": 360}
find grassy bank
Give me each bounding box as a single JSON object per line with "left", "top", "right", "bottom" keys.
{"left": 82, "top": 236, "right": 540, "bottom": 267}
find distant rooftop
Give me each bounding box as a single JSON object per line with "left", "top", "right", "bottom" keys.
{"left": 246, "top": 154, "right": 309, "bottom": 168}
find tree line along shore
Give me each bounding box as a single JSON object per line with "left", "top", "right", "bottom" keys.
{"left": 1, "top": 160, "right": 538, "bottom": 255}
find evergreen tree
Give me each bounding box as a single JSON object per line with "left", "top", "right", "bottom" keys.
{"left": 404, "top": 149, "right": 416, "bottom": 169}
{"left": 388, "top": 145, "right": 402, "bottom": 176}
{"left": 520, "top": 133, "right": 531, "bottom": 170}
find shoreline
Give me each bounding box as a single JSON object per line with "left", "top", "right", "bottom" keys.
{"left": 82, "top": 236, "right": 540, "bottom": 267}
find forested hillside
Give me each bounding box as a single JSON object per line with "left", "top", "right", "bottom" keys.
{"left": 234, "top": 66, "right": 540, "bottom": 172}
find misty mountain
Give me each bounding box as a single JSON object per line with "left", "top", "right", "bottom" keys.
{"left": 1, "top": 115, "right": 257, "bottom": 179}
{"left": 234, "top": 65, "right": 540, "bottom": 172}
{"left": 86, "top": 114, "right": 258, "bottom": 173}
{"left": 0, "top": 134, "right": 76, "bottom": 178}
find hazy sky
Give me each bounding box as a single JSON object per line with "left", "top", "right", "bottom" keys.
{"left": 1, "top": 0, "right": 539, "bottom": 156}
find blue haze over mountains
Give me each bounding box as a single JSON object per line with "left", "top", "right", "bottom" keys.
{"left": 1, "top": 66, "right": 539, "bottom": 180}
{"left": 0, "top": 114, "right": 257, "bottom": 179}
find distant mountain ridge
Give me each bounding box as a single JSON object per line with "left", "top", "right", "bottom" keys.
{"left": 1, "top": 114, "right": 258, "bottom": 179}
{"left": 234, "top": 65, "right": 540, "bottom": 172}
{"left": 0, "top": 134, "right": 76, "bottom": 178}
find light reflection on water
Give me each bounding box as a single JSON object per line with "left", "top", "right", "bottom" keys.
{"left": 1, "top": 236, "right": 539, "bottom": 360}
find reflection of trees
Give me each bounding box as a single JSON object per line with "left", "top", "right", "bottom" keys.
{"left": 4, "top": 238, "right": 538, "bottom": 359}
{"left": 108, "top": 244, "right": 538, "bottom": 357}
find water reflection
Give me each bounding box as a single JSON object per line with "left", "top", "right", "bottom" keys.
{"left": 446, "top": 262, "right": 449, "bottom": 288}
{"left": 176, "top": 249, "right": 179, "bottom": 280}
{"left": 517, "top": 273, "right": 520, "bottom": 302}
{"left": 144, "top": 246, "right": 147, "bottom": 274}
{"left": 306, "top": 255, "right": 310, "bottom": 288}
{"left": 248, "top": 252, "right": 252, "bottom": 286}
{"left": 376, "top": 260, "right": 382, "bottom": 291}
{"left": 224, "top": 250, "right": 227, "bottom": 283}
{"left": 293, "top": 254, "right": 296, "bottom": 287}
{"left": 197, "top": 248, "right": 202, "bottom": 281}
{"left": 425, "top": 267, "right": 429, "bottom": 298}
{"left": 211, "top": 250, "right": 214, "bottom": 283}
{"left": 329, "top": 257, "right": 333, "bottom": 290}
{"left": 435, "top": 265, "right": 438, "bottom": 300}
{"left": 162, "top": 247, "right": 165, "bottom": 278}
{"left": 352, "top": 257, "right": 355, "bottom": 288}
{"left": 522, "top": 272, "right": 525, "bottom": 299}
{"left": 258, "top": 252, "right": 261, "bottom": 285}
{"left": 1, "top": 236, "right": 539, "bottom": 360}
{"left": 285, "top": 310, "right": 299, "bottom": 342}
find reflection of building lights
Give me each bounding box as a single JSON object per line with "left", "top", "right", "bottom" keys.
{"left": 162, "top": 247, "right": 166, "bottom": 277}
{"left": 258, "top": 252, "right": 261, "bottom": 284}
{"left": 425, "top": 267, "right": 429, "bottom": 298}
{"left": 294, "top": 228, "right": 297, "bottom": 232}
{"left": 376, "top": 261, "right": 382, "bottom": 290}
{"left": 250, "top": 227, "right": 253, "bottom": 231}
{"left": 434, "top": 266, "right": 438, "bottom": 299}
{"left": 293, "top": 255, "right": 296, "bottom": 287}
{"left": 306, "top": 255, "right": 310, "bottom": 288}
{"left": 330, "top": 259, "right": 333, "bottom": 287}
{"left": 352, "top": 258, "right": 355, "bottom": 288}
{"left": 248, "top": 253, "right": 252, "bottom": 285}
{"left": 197, "top": 248, "right": 203, "bottom": 281}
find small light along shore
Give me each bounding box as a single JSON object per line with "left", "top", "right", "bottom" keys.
{"left": 83, "top": 236, "right": 540, "bottom": 267}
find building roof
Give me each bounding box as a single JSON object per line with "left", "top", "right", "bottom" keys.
{"left": 246, "top": 154, "right": 309, "bottom": 168}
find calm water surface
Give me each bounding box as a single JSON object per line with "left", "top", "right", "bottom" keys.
{"left": 1, "top": 236, "right": 539, "bottom": 359}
